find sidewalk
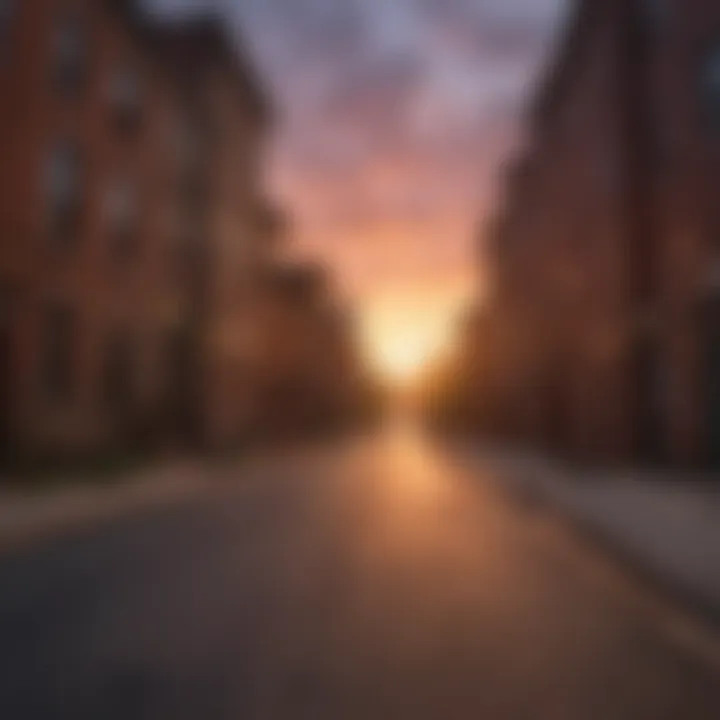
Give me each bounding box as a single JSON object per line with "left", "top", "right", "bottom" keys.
{"left": 0, "top": 461, "right": 203, "bottom": 552}
{"left": 460, "top": 444, "right": 720, "bottom": 627}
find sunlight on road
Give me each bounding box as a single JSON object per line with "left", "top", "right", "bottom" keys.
{"left": 2, "top": 427, "right": 720, "bottom": 719}
{"left": 379, "top": 417, "right": 450, "bottom": 503}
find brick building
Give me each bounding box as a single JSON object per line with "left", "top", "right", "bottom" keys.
{"left": 476, "top": 0, "right": 720, "bottom": 468}
{"left": 0, "top": 0, "right": 275, "bottom": 460}
{"left": 251, "top": 262, "right": 364, "bottom": 439}
{"left": 151, "top": 16, "right": 275, "bottom": 450}
{"left": 639, "top": 0, "right": 720, "bottom": 467}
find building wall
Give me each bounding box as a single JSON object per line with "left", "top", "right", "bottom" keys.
{"left": 476, "top": 0, "right": 720, "bottom": 469}
{"left": 646, "top": 0, "right": 720, "bottom": 465}
{"left": 484, "top": 0, "right": 635, "bottom": 462}
{"left": 0, "top": 1, "right": 274, "bottom": 459}
{"left": 198, "top": 66, "right": 272, "bottom": 448}
{"left": 248, "top": 265, "right": 361, "bottom": 438}
{"left": 0, "top": 0, "right": 169, "bottom": 454}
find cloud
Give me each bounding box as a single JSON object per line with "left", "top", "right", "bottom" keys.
{"left": 422, "top": 1, "right": 553, "bottom": 62}
{"left": 321, "top": 52, "right": 427, "bottom": 135}
{"left": 158, "top": 0, "right": 565, "bottom": 305}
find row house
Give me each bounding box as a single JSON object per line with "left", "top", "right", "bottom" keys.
{"left": 151, "top": 17, "right": 276, "bottom": 451}
{"left": 0, "top": 0, "right": 275, "bottom": 462}
{"left": 476, "top": 0, "right": 720, "bottom": 468}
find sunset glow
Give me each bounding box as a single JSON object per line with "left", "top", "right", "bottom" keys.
{"left": 360, "top": 282, "right": 468, "bottom": 383}
{"left": 373, "top": 333, "right": 434, "bottom": 383}
{"left": 156, "top": 0, "right": 566, "bottom": 382}
{"left": 236, "top": 0, "right": 565, "bottom": 360}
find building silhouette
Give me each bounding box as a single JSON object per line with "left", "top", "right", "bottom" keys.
{"left": 251, "top": 262, "right": 366, "bottom": 440}
{"left": 471, "top": 0, "right": 720, "bottom": 468}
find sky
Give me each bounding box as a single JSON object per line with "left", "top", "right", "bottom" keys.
{"left": 157, "top": 0, "right": 568, "bottom": 376}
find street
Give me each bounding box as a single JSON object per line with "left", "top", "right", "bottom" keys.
{"left": 1, "top": 426, "right": 719, "bottom": 719}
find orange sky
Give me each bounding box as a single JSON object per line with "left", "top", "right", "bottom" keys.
{"left": 358, "top": 277, "right": 475, "bottom": 380}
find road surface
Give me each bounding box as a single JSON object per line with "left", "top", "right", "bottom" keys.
{"left": 1, "top": 427, "right": 719, "bottom": 719}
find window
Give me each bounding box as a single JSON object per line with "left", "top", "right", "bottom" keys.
{"left": 52, "top": 10, "right": 86, "bottom": 94}
{"left": 0, "top": 0, "right": 15, "bottom": 47}
{"left": 109, "top": 64, "right": 140, "bottom": 107}
{"left": 108, "top": 63, "right": 143, "bottom": 137}
{"left": 46, "top": 143, "right": 80, "bottom": 203}
{"left": 44, "top": 142, "right": 83, "bottom": 248}
{"left": 41, "top": 305, "right": 76, "bottom": 404}
{"left": 172, "top": 116, "right": 200, "bottom": 171}
{"left": 701, "top": 45, "right": 720, "bottom": 130}
{"left": 103, "top": 178, "right": 138, "bottom": 261}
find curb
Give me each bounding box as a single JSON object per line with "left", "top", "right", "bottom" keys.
{"left": 490, "top": 461, "right": 720, "bottom": 642}
{"left": 453, "top": 446, "right": 720, "bottom": 652}
{"left": 547, "top": 492, "right": 720, "bottom": 636}
{"left": 0, "top": 465, "right": 202, "bottom": 557}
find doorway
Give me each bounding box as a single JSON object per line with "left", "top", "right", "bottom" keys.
{"left": 164, "top": 329, "right": 200, "bottom": 447}
{"left": 543, "top": 358, "right": 570, "bottom": 455}
{"left": 103, "top": 333, "right": 135, "bottom": 444}
{"left": 703, "top": 296, "right": 720, "bottom": 467}
{"left": 0, "top": 326, "right": 11, "bottom": 461}
{"left": 630, "top": 337, "right": 666, "bottom": 465}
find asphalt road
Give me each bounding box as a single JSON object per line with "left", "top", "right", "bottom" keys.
{"left": 1, "top": 427, "right": 719, "bottom": 719}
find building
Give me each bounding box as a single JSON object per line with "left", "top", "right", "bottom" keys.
{"left": 0, "top": 0, "right": 275, "bottom": 461}
{"left": 251, "top": 262, "right": 364, "bottom": 439}
{"left": 639, "top": 0, "right": 720, "bottom": 467}
{"left": 151, "top": 15, "right": 275, "bottom": 451}
{"left": 476, "top": 0, "right": 720, "bottom": 468}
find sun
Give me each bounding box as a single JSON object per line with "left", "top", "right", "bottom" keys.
{"left": 372, "top": 333, "right": 436, "bottom": 385}
{"left": 360, "top": 291, "right": 465, "bottom": 387}
{"left": 379, "top": 346, "right": 425, "bottom": 382}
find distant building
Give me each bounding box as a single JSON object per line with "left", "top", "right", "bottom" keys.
{"left": 252, "top": 262, "right": 363, "bottom": 438}
{"left": 0, "top": 0, "right": 275, "bottom": 460}
{"left": 475, "top": 0, "right": 720, "bottom": 468}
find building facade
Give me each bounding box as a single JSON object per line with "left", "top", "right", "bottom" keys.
{"left": 476, "top": 0, "right": 720, "bottom": 468}
{"left": 151, "top": 17, "right": 275, "bottom": 451}
{"left": 0, "top": 0, "right": 275, "bottom": 460}
{"left": 251, "top": 262, "right": 364, "bottom": 439}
